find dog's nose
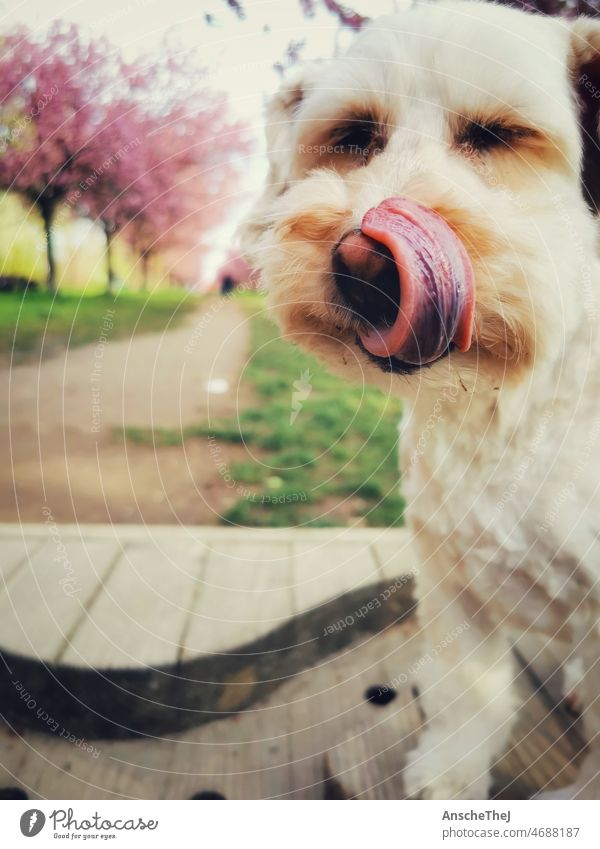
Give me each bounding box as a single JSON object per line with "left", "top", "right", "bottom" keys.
{"left": 331, "top": 230, "right": 399, "bottom": 326}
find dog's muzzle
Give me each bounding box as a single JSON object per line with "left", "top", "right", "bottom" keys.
{"left": 331, "top": 197, "right": 475, "bottom": 365}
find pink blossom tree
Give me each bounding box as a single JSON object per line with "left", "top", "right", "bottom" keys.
{"left": 119, "top": 99, "right": 248, "bottom": 289}
{"left": 73, "top": 101, "right": 150, "bottom": 290}
{"left": 78, "top": 51, "right": 250, "bottom": 290}
{"left": 0, "top": 25, "right": 250, "bottom": 292}
{"left": 0, "top": 24, "right": 126, "bottom": 290}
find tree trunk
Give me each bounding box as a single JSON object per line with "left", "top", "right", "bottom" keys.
{"left": 104, "top": 224, "right": 116, "bottom": 293}
{"left": 140, "top": 252, "right": 150, "bottom": 290}
{"left": 39, "top": 199, "right": 57, "bottom": 292}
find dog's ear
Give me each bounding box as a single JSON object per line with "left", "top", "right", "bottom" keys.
{"left": 238, "top": 65, "right": 320, "bottom": 266}
{"left": 570, "top": 18, "right": 600, "bottom": 211}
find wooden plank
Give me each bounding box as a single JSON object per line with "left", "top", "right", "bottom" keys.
{"left": 491, "top": 659, "right": 585, "bottom": 798}
{"left": 0, "top": 524, "right": 411, "bottom": 544}
{"left": 0, "top": 724, "right": 38, "bottom": 796}
{"left": 323, "top": 622, "right": 423, "bottom": 799}
{"left": 0, "top": 535, "right": 44, "bottom": 585}
{"left": 213, "top": 708, "right": 294, "bottom": 800}
{"left": 180, "top": 539, "right": 293, "bottom": 658}
{"left": 286, "top": 682, "right": 325, "bottom": 799}
{"left": 324, "top": 710, "right": 420, "bottom": 799}
{"left": 0, "top": 538, "right": 120, "bottom": 661}
{"left": 60, "top": 537, "right": 206, "bottom": 668}
{"left": 324, "top": 649, "right": 585, "bottom": 800}
{"left": 287, "top": 538, "right": 412, "bottom": 797}
{"left": 159, "top": 709, "right": 257, "bottom": 801}
{"left": 0, "top": 527, "right": 414, "bottom": 670}
{"left": 372, "top": 531, "right": 418, "bottom": 583}
{"left": 0, "top": 625, "right": 419, "bottom": 801}
{"left": 0, "top": 621, "right": 584, "bottom": 801}
{"left": 292, "top": 538, "right": 380, "bottom": 612}
{"left": 7, "top": 735, "right": 102, "bottom": 802}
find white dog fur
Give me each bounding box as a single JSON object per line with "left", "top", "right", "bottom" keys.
{"left": 241, "top": 0, "right": 600, "bottom": 799}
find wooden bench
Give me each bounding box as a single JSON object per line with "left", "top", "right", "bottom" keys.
{"left": 0, "top": 524, "right": 584, "bottom": 799}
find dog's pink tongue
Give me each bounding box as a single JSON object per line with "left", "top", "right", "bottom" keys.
{"left": 359, "top": 198, "right": 474, "bottom": 365}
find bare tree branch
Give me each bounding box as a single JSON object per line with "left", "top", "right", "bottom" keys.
{"left": 224, "top": 0, "right": 245, "bottom": 19}
{"left": 219, "top": 0, "right": 368, "bottom": 29}
{"left": 322, "top": 0, "right": 368, "bottom": 29}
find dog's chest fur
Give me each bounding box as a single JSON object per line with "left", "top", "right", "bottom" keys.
{"left": 402, "top": 358, "right": 600, "bottom": 638}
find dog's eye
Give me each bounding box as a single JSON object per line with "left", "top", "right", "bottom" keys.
{"left": 457, "top": 120, "right": 532, "bottom": 153}
{"left": 330, "top": 120, "right": 386, "bottom": 163}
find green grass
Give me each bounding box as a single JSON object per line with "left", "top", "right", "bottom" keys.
{"left": 125, "top": 295, "right": 404, "bottom": 528}
{"left": 0, "top": 287, "right": 199, "bottom": 360}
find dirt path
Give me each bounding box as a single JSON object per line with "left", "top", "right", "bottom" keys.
{"left": 0, "top": 297, "right": 253, "bottom": 524}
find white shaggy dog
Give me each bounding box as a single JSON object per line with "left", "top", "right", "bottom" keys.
{"left": 242, "top": 0, "right": 600, "bottom": 799}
